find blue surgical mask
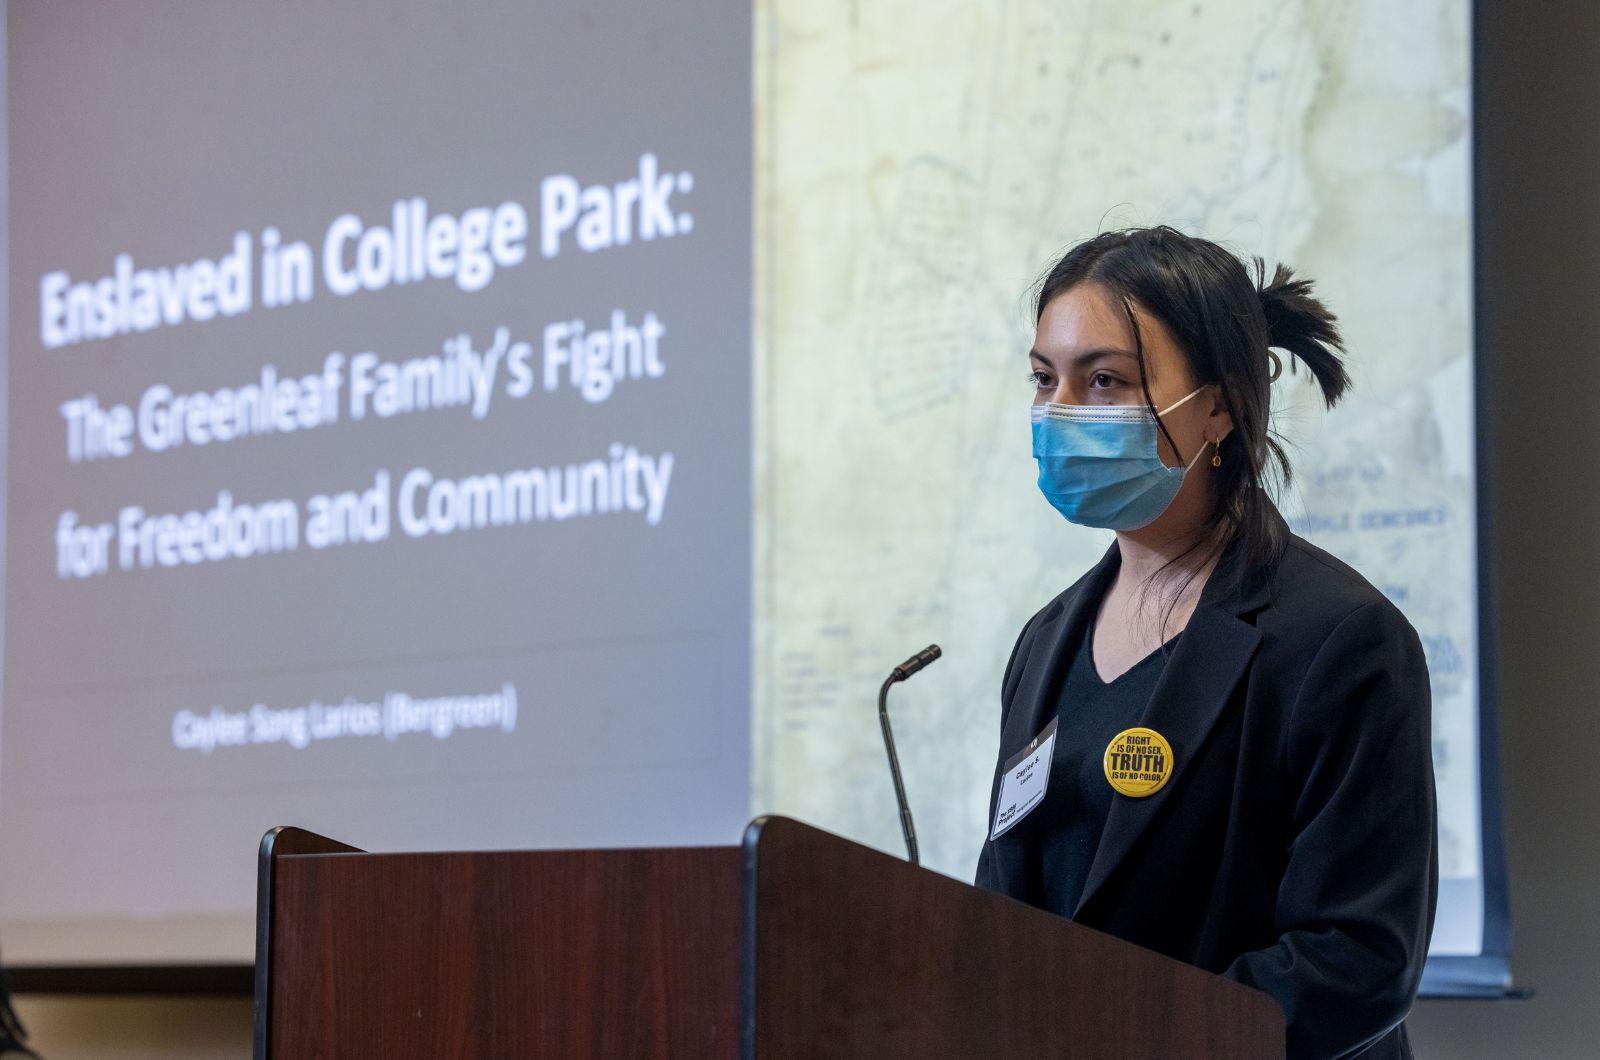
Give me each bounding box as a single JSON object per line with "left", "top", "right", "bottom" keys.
{"left": 1030, "top": 386, "right": 1210, "bottom": 530}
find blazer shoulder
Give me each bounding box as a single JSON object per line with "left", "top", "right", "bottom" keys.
{"left": 1003, "top": 560, "right": 1103, "bottom": 681}
{"left": 1019, "top": 560, "right": 1101, "bottom": 639}
{"left": 1266, "top": 532, "right": 1421, "bottom": 648}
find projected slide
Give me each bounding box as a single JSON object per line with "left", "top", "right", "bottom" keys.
{"left": 1, "top": 2, "right": 751, "bottom": 963}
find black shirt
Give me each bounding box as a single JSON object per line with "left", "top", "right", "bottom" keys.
{"left": 1033, "top": 610, "right": 1176, "bottom": 918}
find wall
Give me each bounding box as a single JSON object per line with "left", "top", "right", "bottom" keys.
{"left": 1406, "top": 0, "right": 1600, "bottom": 1055}
{"left": 10, "top": 997, "right": 248, "bottom": 1058}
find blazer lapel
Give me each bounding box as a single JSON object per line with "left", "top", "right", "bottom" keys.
{"left": 1002, "top": 540, "right": 1120, "bottom": 755}
{"left": 1070, "top": 531, "right": 1270, "bottom": 919}
{"left": 987, "top": 540, "right": 1119, "bottom": 899}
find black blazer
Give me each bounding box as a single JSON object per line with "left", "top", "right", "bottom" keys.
{"left": 974, "top": 501, "right": 1438, "bottom": 1059}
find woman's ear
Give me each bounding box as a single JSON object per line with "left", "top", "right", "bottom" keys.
{"left": 1207, "top": 384, "right": 1234, "bottom": 444}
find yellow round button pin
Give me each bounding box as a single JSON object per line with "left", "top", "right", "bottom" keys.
{"left": 1103, "top": 727, "right": 1174, "bottom": 797}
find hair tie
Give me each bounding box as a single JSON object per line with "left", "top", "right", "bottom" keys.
{"left": 1266, "top": 348, "right": 1283, "bottom": 383}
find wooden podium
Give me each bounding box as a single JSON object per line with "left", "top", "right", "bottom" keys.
{"left": 253, "top": 817, "right": 1283, "bottom": 1058}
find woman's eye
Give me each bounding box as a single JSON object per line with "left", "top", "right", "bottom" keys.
{"left": 1089, "top": 371, "right": 1119, "bottom": 389}
{"left": 1027, "top": 370, "right": 1052, "bottom": 389}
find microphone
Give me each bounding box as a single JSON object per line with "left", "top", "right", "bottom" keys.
{"left": 891, "top": 644, "right": 942, "bottom": 680}
{"left": 879, "top": 644, "right": 941, "bottom": 865}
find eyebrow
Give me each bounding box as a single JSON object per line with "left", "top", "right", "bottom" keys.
{"left": 1029, "top": 346, "right": 1140, "bottom": 366}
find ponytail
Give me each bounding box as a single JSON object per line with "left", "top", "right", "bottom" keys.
{"left": 1254, "top": 258, "right": 1350, "bottom": 408}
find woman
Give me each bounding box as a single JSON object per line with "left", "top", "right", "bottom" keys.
{"left": 973, "top": 227, "right": 1438, "bottom": 1059}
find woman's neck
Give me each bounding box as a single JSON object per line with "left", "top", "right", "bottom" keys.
{"left": 1100, "top": 527, "right": 1222, "bottom": 646}
{"left": 1115, "top": 521, "right": 1209, "bottom": 578}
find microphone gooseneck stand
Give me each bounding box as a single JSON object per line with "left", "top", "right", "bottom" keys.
{"left": 878, "top": 644, "right": 941, "bottom": 866}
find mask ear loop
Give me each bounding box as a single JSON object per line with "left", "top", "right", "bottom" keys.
{"left": 1155, "top": 384, "right": 1215, "bottom": 471}
{"left": 1154, "top": 384, "right": 1208, "bottom": 418}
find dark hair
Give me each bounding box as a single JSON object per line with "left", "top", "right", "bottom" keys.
{"left": 1034, "top": 225, "right": 1349, "bottom": 632}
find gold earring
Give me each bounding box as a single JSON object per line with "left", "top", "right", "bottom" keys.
{"left": 1211, "top": 440, "right": 1222, "bottom": 468}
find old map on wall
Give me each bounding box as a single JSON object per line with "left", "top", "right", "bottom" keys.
{"left": 752, "top": 0, "right": 1480, "bottom": 953}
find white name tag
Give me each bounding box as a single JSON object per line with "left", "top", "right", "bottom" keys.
{"left": 989, "top": 716, "right": 1059, "bottom": 840}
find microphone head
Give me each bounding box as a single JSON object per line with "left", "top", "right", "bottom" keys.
{"left": 891, "top": 644, "right": 943, "bottom": 681}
